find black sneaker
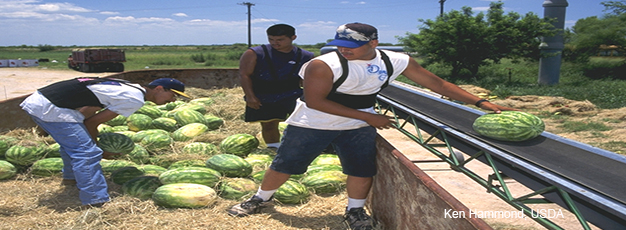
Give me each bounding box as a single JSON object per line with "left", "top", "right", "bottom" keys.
{"left": 227, "top": 195, "right": 272, "bottom": 217}
{"left": 344, "top": 207, "right": 374, "bottom": 230}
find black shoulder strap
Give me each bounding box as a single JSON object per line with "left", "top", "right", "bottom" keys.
{"left": 330, "top": 50, "right": 349, "bottom": 94}
{"left": 379, "top": 50, "right": 393, "bottom": 90}
{"left": 88, "top": 77, "right": 145, "bottom": 96}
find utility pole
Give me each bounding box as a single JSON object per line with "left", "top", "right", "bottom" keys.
{"left": 439, "top": 0, "right": 446, "bottom": 16}
{"left": 239, "top": 2, "right": 255, "bottom": 48}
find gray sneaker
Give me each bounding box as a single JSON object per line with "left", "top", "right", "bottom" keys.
{"left": 227, "top": 195, "right": 272, "bottom": 217}
{"left": 344, "top": 207, "right": 374, "bottom": 230}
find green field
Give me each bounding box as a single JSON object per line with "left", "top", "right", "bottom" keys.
{"left": 1, "top": 45, "right": 624, "bottom": 109}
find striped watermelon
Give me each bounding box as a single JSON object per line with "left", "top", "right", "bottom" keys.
{"left": 5, "top": 144, "right": 46, "bottom": 166}
{"left": 110, "top": 126, "right": 129, "bottom": 132}
{"left": 306, "top": 164, "right": 343, "bottom": 175}
{"left": 121, "top": 176, "right": 162, "bottom": 200}
{"left": 174, "top": 109, "right": 206, "bottom": 126}
{"left": 182, "top": 142, "right": 219, "bottom": 155}
{"left": 219, "top": 177, "right": 258, "bottom": 200}
{"left": 244, "top": 153, "right": 274, "bottom": 170}
{"left": 168, "top": 159, "right": 207, "bottom": 169}
{"left": 205, "top": 154, "right": 252, "bottom": 178}
{"left": 132, "top": 129, "right": 170, "bottom": 143}
{"left": 105, "top": 114, "right": 127, "bottom": 126}
{"left": 165, "top": 100, "right": 186, "bottom": 111}
{"left": 274, "top": 180, "right": 310, "bottom": 204}
{"left": 97, "top": 124, "right": 114, "bottom": 134}
{"left": 140, "top": 133, "right": 173, "bottom": 151}
{"left": 110, "top": 166, "right": 145, "bottom": 185}
{"left": 301, "top": 170, "right": 347, "bottom": 194}
{"left": 100, "top": 159, "right": 138, "bottom": 174}
{"left": 159, "top": 166, "right": 222, "bottom": 188}
{"left": 472, "top": 111, "right": 545, "bottom": 142}
{"left": 115, "top": 130, "right": 137, "bottom": 141}
{"left": 311, "top": 154, "right": 341, "bottom": 166}
{"left": 44, "top": 143, "right": 61, "bottom": 158}
{"left": 219, "top": 134, "right": 259, "bottom": 157}
{"left": 172, "top": 123, "right": 209, "bottom": 142}
{"left": 152, "top": 117, "right": 178, "bottom": 132}
{"left": 126, "top": 113, "right": 154, "bottom": 131}
{"left": 203, "top": 115, "right": 224, "bottom": 130}
{"left": 134, "top": 105, "right": 163, "bottom": 119}
{"left": 125, "top": 144, "right": 150, "bottom": 164}
{"left": 152, "top": 183, "right": 218, "bottom": 208}
{"left": 251, "top": 170, "right": 300, "bottom": 183}
{"left": 30, "top": 157, "right": 64, "bottom": 177}
{"left": 189, "top": 97, "right": 215, "bottom": 106}
{"left": 139, "top": 164, "right": 167, "bottom": 176}
{"left": 0, "top": 136, "right": 18, "bottom": 158}
{"left": 177, "top": 104, "right": 207, "bottom": 115}
{"left": 0, "top": 160, "right": 17, "bottom": 180}
{"left": 98, "top": 132, "right": 135, "bottom": 154}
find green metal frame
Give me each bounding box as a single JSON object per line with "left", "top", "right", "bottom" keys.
{"left": 376, "top": 102, "right": 592, "bottom": 230}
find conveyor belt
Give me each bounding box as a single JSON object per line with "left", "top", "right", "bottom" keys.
{"left": 379, "top": 84, "right": 626, "bottom": 206}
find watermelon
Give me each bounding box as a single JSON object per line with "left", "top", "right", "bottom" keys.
{"left": 311, "top": 154, "right": 341, "bottom": 166}
{"left": 174, "top": 109, "right": 206, "bottom": 126}
{"left": 159, "top": 166, "right": 222, "bottom": 188}
{"left": 168, "top": 159, "right": 207, "bottom": 169}
{"left": 30, "top": 157, "right": 64, "bottom": 177}
{"left": 165, "top": 100, "right": 186, "bottom": 111}
{"left": 152, "top": 183, "right": 218, "bottom": 208}
{"left": 205, "top": 154, "right": 252, "bottom": 178}
{"left": 139, "top": 164, "right": 167, "bottom": 176}
{"left": 172, "top": 123, "right": 209, "bottom": 142}
{"left": 274, "top": 180, "right": 310, "bottom": 204}
{"left": 189, "top": 97, "right": 215, "bottom": 106}
{"left": 219, "top": 134, "right": 259, "bottom": 157}
{"left": 110, "top": 166, "right": 145, "bottom": 185}
{"left": 219, "top": 177, "right": 258, "bottom": 200}
{"left": 144, "top": 101, "right": 157, "bottom": 106}
{"left": 472, "top": 111, "right": 545, "bottom": 142}
{"left": 251, "top": 170, "right": 300, "bottom": 183}
{"left": 105, "top": 115, "right": 127, "bottom": 126}
{"left": 182, "top": 142, "right": 218, "bottom": 155}
{"left": 44, "top": 143, "right": 61, "bottom": 158}
{"left": 126, "top": 113, "right": 154, "bottom": 131}
{"left": 244, "top": 153, "right": 274, "bottom": 170}
{"left": 5, "top": 144, "right": 46, "bottom": 166}
{"left": 115, "top": 130, "right": 137, "bottom": 141}
{"left": 0, "top": 160, "right": 17, "bottom": 180}
{"left": 301, "top": 170, "right": 347, "bottom": 194}
{"left": 132, "top": 129, "right": 170, "bottom": 143}
{"left": 152, "top": 117, "right": 178, "bottom": 132}
{"left": 97, "top": 124, "right": 114, "bottom": 134}
{"left": 121, "top": 176, "right": 162, "bottom": 200}
{"left": 140, "top": 133, "right": 173, "bottom": 151}
{"left": 250, "top": 148, "right": 277, "bottom": 156}
{"left": 177, "top": 104, "right": 207, "bottom": 115}
{"left": 203, "top": 115, "right": 224, "bottom": 130}
{"left": 98, "top": 132, "right": 135, "bottom": 154}
{"left": 306, "top": 164, "right": 343, "bottom": 175}
{"left": 134, "top": 105, "right": 163, "bottom": 119}
{"left": 0, "top": 136, "right": 18, "bottom": 158}
{"left": 100, "top": 159, "right": 138, "bottom": 174}
{"left": 125, "top": 144, "right": 150, "bottom": 164}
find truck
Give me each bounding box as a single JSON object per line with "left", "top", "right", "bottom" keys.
{"left": 67, "top": 48, "right": 126, "bottom": 73}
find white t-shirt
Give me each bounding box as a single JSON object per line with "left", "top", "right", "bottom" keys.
{"left": 20, "top": 82, "right": 145, "bottom": 123}
{"left": 286, "top": 49, "right": 410, "bottom": 130}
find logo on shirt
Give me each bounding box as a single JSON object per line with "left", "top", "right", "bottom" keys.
{"left": 367, "top": 64, "right": 388, "bottom": 81}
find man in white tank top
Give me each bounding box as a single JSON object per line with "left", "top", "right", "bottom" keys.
{"left": 228, "top": 22, "right": 515, "bottom": 229}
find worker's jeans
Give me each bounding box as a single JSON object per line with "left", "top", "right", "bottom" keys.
{"left": 30, "top": 115, "right": 110, "bottom": 205}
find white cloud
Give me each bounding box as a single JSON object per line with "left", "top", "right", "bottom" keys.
{"left": 172, "top": 13, "right": 188, "bottom": 17}
{"left": 472, "top": 7, "right": 491, "bottom": 12}
{"left": 100, "top": 11, "right": 119, "bottom": 15}
{"left": 104, "top": 16, "right": 175, "bottom": 24}
{"left": 357, "top": 1, "right": 366, "bottom": 5}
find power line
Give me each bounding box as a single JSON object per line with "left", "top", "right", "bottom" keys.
{"left": 238, "top": 2, "right": 255, "bottom": 48}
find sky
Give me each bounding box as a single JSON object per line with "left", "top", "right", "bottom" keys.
{"left": 0, "top": 0, "right": 609, "bottom": 46}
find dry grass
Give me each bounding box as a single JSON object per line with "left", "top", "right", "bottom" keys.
{"left": 0, "top": 86, "right": 354, "bottom": 230}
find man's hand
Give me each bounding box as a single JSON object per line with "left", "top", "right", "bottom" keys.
{"left": 102, "top": 151, "right": 122, "bottom": 159}
{"left": 245, "top": 96, "right": 262, "bottom": 110}
{"left": 365, "top": 114, "right": 395, "bottom": 130}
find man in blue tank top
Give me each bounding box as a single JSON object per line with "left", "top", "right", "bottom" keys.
{"left": 239, "top": 24, "right": 314, "bottom": 150}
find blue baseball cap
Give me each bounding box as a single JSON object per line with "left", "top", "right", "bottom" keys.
{"left": 326, "top": 23, "right": 378, "bottom": 48}
{"left": 148, "top": 78, "right": 191, "bottom": 98}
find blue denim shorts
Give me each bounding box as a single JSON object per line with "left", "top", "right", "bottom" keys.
{"left": 270, "top": 125, "right": 378, "bottom": 177}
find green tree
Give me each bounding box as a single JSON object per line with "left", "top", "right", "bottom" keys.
{"left": 399, "top": 2, "right": 553, "bottom": 78}
{"left": 568, "top": 1, "right": 626, "bottom": 61}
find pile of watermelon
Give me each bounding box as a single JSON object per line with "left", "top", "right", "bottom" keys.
{"left": 0, "top": 96, "right": 347, "bottom": 209}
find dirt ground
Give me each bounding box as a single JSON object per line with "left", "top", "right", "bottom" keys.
{"left": 1, "top": 67, "right": 622, "bottom": 229}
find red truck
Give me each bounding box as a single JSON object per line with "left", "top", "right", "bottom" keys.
{"left": 68, "top": 48, "right": 126, "bottom": 72}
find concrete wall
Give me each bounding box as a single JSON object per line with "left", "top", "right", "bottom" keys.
{"left": 0, "top": 68, "right": 239, "bottom": 132}
{"left": 370, "top": 135, "right": 492, "bottom": 229}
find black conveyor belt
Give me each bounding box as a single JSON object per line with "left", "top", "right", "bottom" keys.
{"left": 379, "top": 84, "right": 626, "bottom": 205}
